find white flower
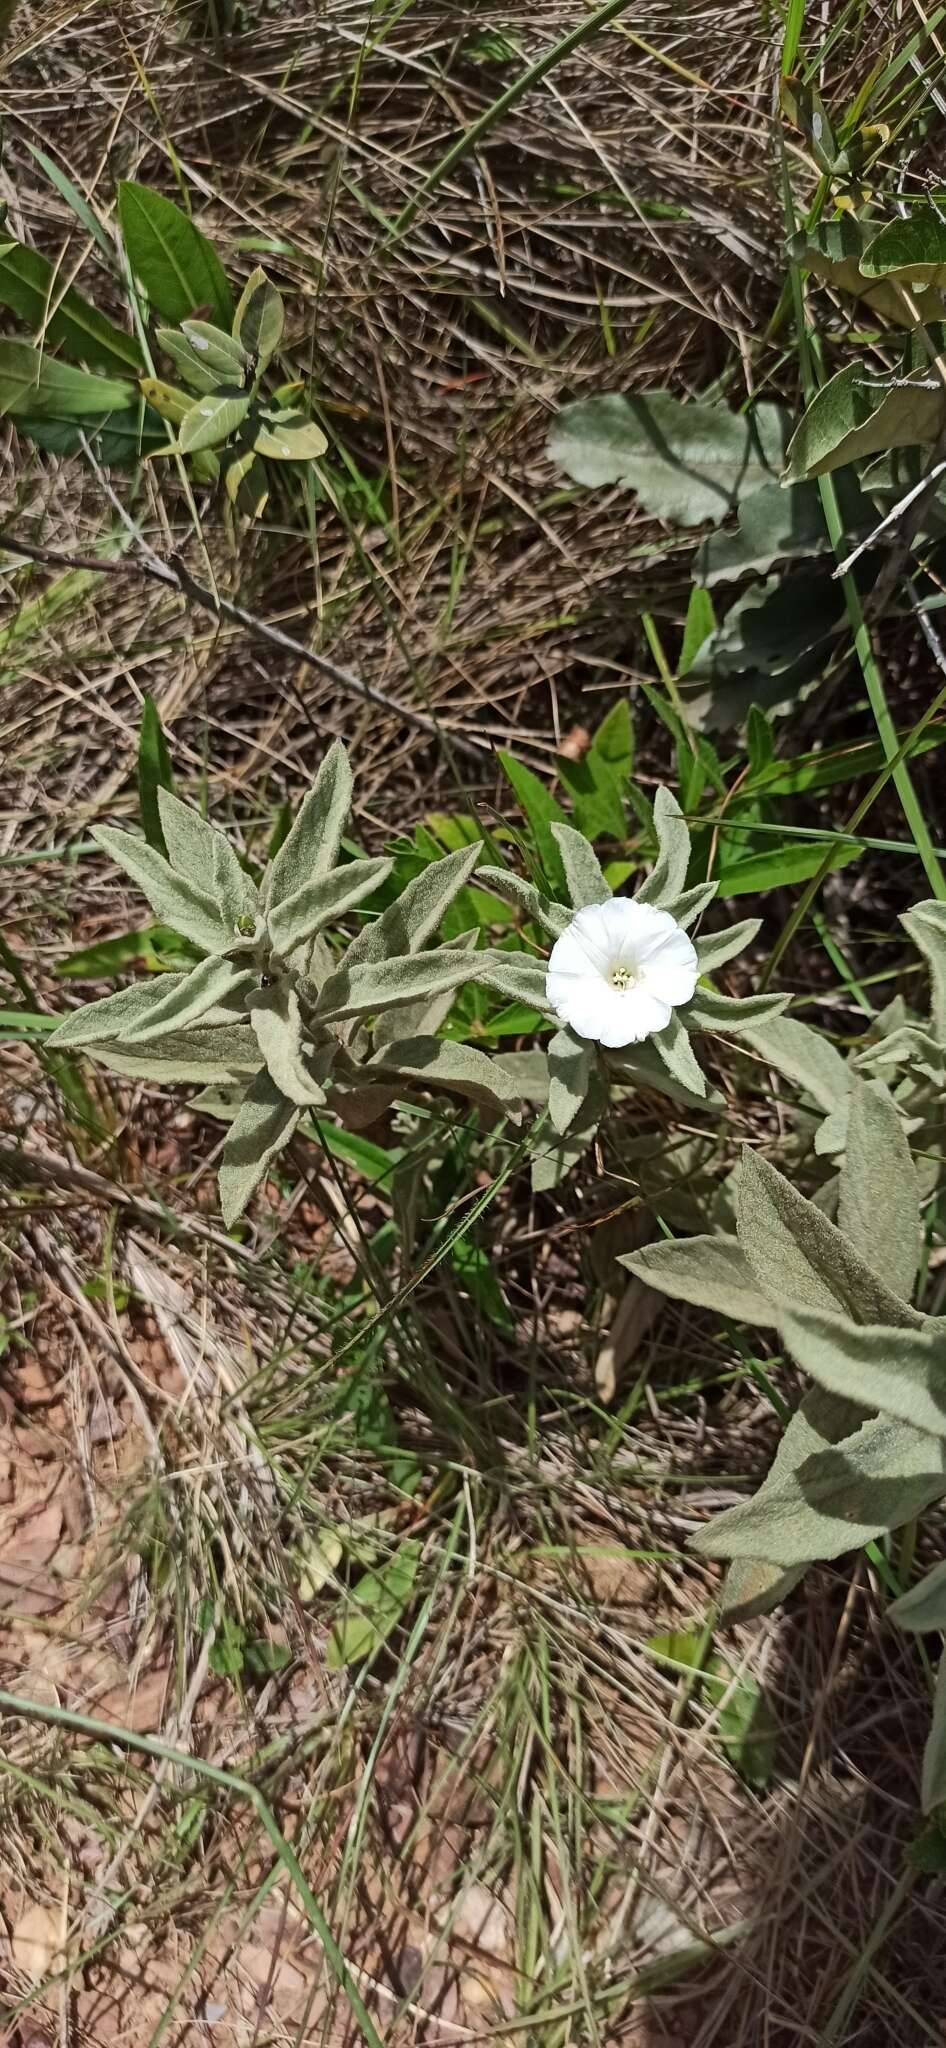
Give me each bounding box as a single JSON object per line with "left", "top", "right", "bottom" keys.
{"left": 545, "top": 898, "right": 698, "bottom": 1049}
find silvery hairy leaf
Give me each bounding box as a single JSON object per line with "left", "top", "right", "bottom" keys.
{"left": 50, "top": 974, "right": 191, "bottom": 1048}
{"left": 669, "top": 881, "right": 718, "bottom": 930}
{"left": 121, "top": 957, "right": 255, "bottom": 1044}
{"left": 547, "top": 1026, "right": 594, "bottom": 1134}
{"left": 265, "top": 739, "right": 352, "bottom": 910}
{"left": 635, "top": 787, "right": 690, "bottom": 911}
{"left": 740, "top": 1009, "right": 852, "bottom": 1118}
{"left": 249, "top": 985, "right": 331, "bottom": 1106}
{"left": 781, "top": 1305, "right": 946, "bottom": 1439}
{"left": 476, "top": 865, "right": 570, "bottom": 938}
{"left": 922, "top": 1656, "right": 946, "bottom": 1812}
{"left": 218, "top": 1069, "right": 300, "bottom": 1226}
{"left": 82, "top": 1023, "right": 262, "bottom": 1083}
{"left": 838, "top": 1077, "right": 921, "bottom": 1302}
{"left": 475, "top": 951, "right": 551, "bottom": 1010}
{"left": 713, "top": 1384, "right": 867, "bottom": 1609}
{"left": 345, "top": 843, "right": 484, "bottom": 968}
{"left": 889, "top": 1560, "right": 946, "bottom": 1633}
{"left": 620, "top": 1234, "right": 776, "bottom": 1326}
{"left": 685, "top": 988, "right": 789, "bottom": 1034}
{"left": 316, "top": 945, "right": 484, "bottom": 1022}
{"left": 373, "top": 931, "right": 479, "bottom": 1051}
{"left": 92, "top": 825, "right": 229, "bottom": 954}
{"left": 531, "top": 1075, "right": 607, "bottom": 1192}
{"left": 651, "top": 1012, "right": 707, "bottom": 1097}
{"left": 901, "top": 899, "right": 946, "bottom": 1043}
{"left": 606, "top": 1034, "right": 720, "bottom": 1110}
{"left": 694, "top": 919, "right": 761, "bottom": 973}
{"left": 157, "top": 787, "right": 258, "bottom": 928}
{"left": 371, "top": 1034, "right": 524, "bottom": 1123}
{"left": 549, "top": 823, "right": 610, "bottom": 910}
{"left": 267, "top": 855, "right": 392, "bottom": 955}
{"left": 737, "top": 1149, "right": 923, "bottom": 1328}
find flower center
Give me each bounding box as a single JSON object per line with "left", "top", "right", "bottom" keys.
{"left": 608, "top": 962, "right": 638, "bottom": 993}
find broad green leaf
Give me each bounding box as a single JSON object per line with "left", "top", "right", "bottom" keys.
{"left": 922, "top": 1655, "right": 946, "bottom": 1812}
{"left": 267, "top": 856, "right": 392, "bottom": 955}
{"left": 50, "top": 974, "right": 191, "bottom": 1048}
{"left": 317, "top": 946, "right": 484, "bottom": 1022}
{"left": 635, "top": 787, "right": 690, "bottom": 909}
{"left": 720, "top": 1557, "right": 807, "bottom": 1623}
{"left": 497, "top": 750, "right": 567, "bottom": 895}
{"left": 690, "top": 1409, "right": 946, "bottom": 1565}
{"left": 556, "top": 704, "right": 631, "bottom": 840}
{"left": 704, "top": 1656, "right": 778, "bottom": 1788}
{"left": 902, "top": 900, "right": 946, "bottom": 1042}
{"left": 249, "top": 986, "right": 329, "bottom": 1106}
{"left": 739, "top": 1011, "right": 851, "bottom": 1116}
{"left": 86, "top": 1022, "right": 261, "bottom": 1082}
{"left": 531, "top": 1078, "right": 605, "bottom": 1192}
{"left": 346, "top": 844, "right": 484, "bottom": 966}
{"left": 715, "top": 837, "right": 860, "bottom": 897}
{"left": 218, "top": 1068, "right": 299, "bottom": 1225}
{"left": 861, "top": 206, "right": 946, "bottom": 288}
{"left": 0, "top": 240, "right": 142, "bottom": 373}
{"left": 550, "top": 822, "right": 610, "bottom": 908}
{"left": 225, "top": 447, "right": 268, "bottom": 517}
{"left": 154, "top": 326, "right": 225, "bottom": 393}
{"left": 838, "top": 1078, "right": 921, "bottom": 1302}
{"left": 782, "top": 1305, "right": 946, "bottom": 1439}
{"left": 122, "top": 956, "right": 252, "bottom": 1043}
{"left": 232, "top": 266, "right": 284, "bottom": 363}
{"left": 266, "top": 740, "right": 352, "bottom": 908}
{"left": 138, "top": 695, "right": 175, "bottom": 856}
{"left": 737, "top": 1148, "right": 923, "bottom": 1329}
{"left": 326, "top": 1538, "right": 420, "bottom": 1668}
{"left": 137, "top": 378, "right": 191, "bottom": 427}
{"left": 694, "top": 918, "right": 760, "bottom": 973}
{"left": 253, "top": 411, "right": 328, "bottom": 460}
{"left": 56, "top": 925, "right": 199, "bottom": 979}
{"left": 685, "top": 989, "right": 788, "bottom": 1035}
{"left": 651, "top": 1013, "right": 706, "bottom": 1096}
{"left": 477, "top": 865, "right": 570, "bottom": 937}
{"left": 179, "top": 319, "right": 247, "bottom": 379}
{"left": 0, "top": 338, "right": 132, "bottom": 418}
{"left": 678, "top": 583, "right": 716, "bottom": 675}
{"left": 156, "top": 787, "right": 257, "bottom": 928}
{"left": 784, "top": 361, "right": 946, "bottom": 484}
{"left": 91, "top": 824, "right": 229, "bottom": 954}
{"left": 549, "top": 391, "right": 788, "bottom": 525}
{"left": 371, "top": 1034, "right": 524, "bottom": 1121}
{"left": 476, "top": 951, "right": 551, "bottom": 1010}
{"left": 889, "top": 1560, "right": 946, "bottom": 1633}
{"left": 788, "top": 217, "right": 943, "bottom": 327}
{"left": 547, "top": 1026, "right": 593, "bottom": 1133}
{"left": 695, "top": 480, "right": 830, "bottom": 585}
{"left": 715, "top": 1385, "right": 866, "bottom": 1604}
{"left": 118, "top": 182, "right": 231, "bottom": 328}
{"left": 621, "top": 1233, "right": 776, "bottom": 1324}
{"left": 178, "top": 390, "right": 250, "bottom": 453}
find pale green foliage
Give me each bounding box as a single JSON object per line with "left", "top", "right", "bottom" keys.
{"left": 548, "top": 391, "right": 788, "bottom": 525}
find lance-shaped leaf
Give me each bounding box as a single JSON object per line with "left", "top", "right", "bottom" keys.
{"left": 651, "top": 1012, "right": 706, "bottom": 1096}
{"left": 179, "top": 320, "right": 247, "bottom": 379}
{"left": 476, "top": 950, "right": 551, "bottom": 1010}
{"left": 607, "top": 1034, "right": 718, "bottom": 1109}
{"left": 859, "top": 1023, "right": 946, "bottom": 1084}
{"left": 316, "top": 946, "right": 483, "bottom": 1022}
{"left": 550, "top": 823, "right": 610, "bottom": 909}
{"left": 838, "top": 1077, "right": 921, "bottom": 1302}
{"left": 373, "top": 930, "right": 478, "bottom": 1050}
{"left": 156, "top": 788, "right": 257, "bottom": 927}
{"left": 694, "top": 918, "right": 760, "bottom": 974}
{"left": 218, "top": 1069, "right": 300, "bottom": 1225}
{"left": 547, "top": 1026, "right": 594, "bottom": 1133}
{"left": 491, "top": 1049, "right": 550, "bottom": 1103}
{"left": 635, "top": 787, "right": 690, "bottom": 910}
{"left": 371, "top": 1035, "right": 524, "bottom": 1122}
{"left": 715, "top": 1384, "right": 865, "bottom": 1613}
{"left": 902, "top": 900, "right": 946, "bottom": 1043}
{"left": 267, "top": 856, "right": 392, "bottom": 955}
{"left": 346, "top": 843, "right": 484, "bottom": 966}
{"left": 781, "top": 1306, "right": 946, "bottom": 1439}
{"left": 265, "top": 740, "right": 352, "bottom": 909}
{"left": 91, "top": 825, "right": 229, "bottom": 954}
{"left": 532, "top": 1077, "right": 606, "bottom": 1192}
{"left": 122, "top": 957, "right": 254, "bottom": 1044}
{"left": 690, "top": 1410, "right": 946, "bottom": 1566}
{"left": 889, "top": 1560, "right": 946, "bottom": 1633}
{"left": 50, "top": 975, "right": 190, "bottom": 1048}
{"left": 620, "top": 1235, "right": 776, "bottom": 1326}
{"left": 737, "top": 1148, "right": 923, "bottom": 1328}
{"left": 84, "top": 1023, "right": 262, "bottom": 1082}
{"left": 178, "top": 390, "right": 251, "bottom": 454}
{"left": 476, "top": 865, "right": 570, "bottom": 938}
{"left": 668, "top": 881, "right": 717, "bottom": 930}
{"left": 922, "top": 1656, "right": 946, "bottom": 1813}
{"left": 249, "top": 985, "right": 330, "bottom": 1106}
{"left": 685, "top": 988, "right": 788, "bottom": 1035}
{"left": 233, "top": 267, "right": 284, "bottom": 364}
{"left": 155, "top": 326, "right": 224, "bottom": 393}
{"left": 739, "top": 1010, "right": 851, "bottom": 1117}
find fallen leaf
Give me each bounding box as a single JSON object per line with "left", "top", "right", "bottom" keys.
{"left": 11, "top": 1902, "right": 64, "bottom": 1982}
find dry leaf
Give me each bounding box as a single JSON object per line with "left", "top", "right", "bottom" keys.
{"left": 11, "top": 1902, "right": 65, "bottom": 1982}
{"left": 594, "top": 1276, "right": 662, "bottom": 1403}
{"left": 0, "top": 1502, "right": 63, "bottom": 1617}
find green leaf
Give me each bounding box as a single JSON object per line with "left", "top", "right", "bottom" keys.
{"left": 838, "top": 1078, "right": 921, "bottom": 1302}
{"left": 477, "top": 865, "right": 570, "bottom": 938}
{"left": 138, "top": 694, "right": 175, "bottom": 856}
{"left": 704, "top": 1656, "right": 778, "bottom": 1788}
{"left": 670, "top": 880, "right": 718, "bottom": 929}
{"left": 531, "top": 1078, "right": 605, "bottom": 1192}
{"left": 267, "top": 856, "right": 392, "bottom": 955}
{"left": 371, "top": 1034, "right": 525, "bottom": 1121}
{"left": 901, "top": 900, "right": 946, "bottom": 1042}
{"left": 177, "top": 389, "right": 250, "bottom": 453}
{"left": 225, "top": 447, "right": 268, "bottom": 517}
{"left": 122, "top": 956, "right": 252, "bottom": 1044}
{"left": 154, "top": 325, "right": 226, "bottom": 394}
{"left": 449, "top": 1238, "right": 514, "bottom": 1330}
{"left": 232, "top": 266, "right": 284, "bottom": 364}
{"left": 156, "top": 787, "right": 257, "bottom": 928}
{"left": 0, "top": 338, "right": 132, "bottom": 418}
{"left": 737, "top": 1148, "right": 923, "bottom": 1329}
{"left": 784, "top": 360, "right": 946, "bottom": 484}
{"left": 861, "top": 206, "right": 946, "bottom": 288}
{"left": 719, "top": 1557, "right": 807, "bottom": 1624}
{"left": 373, "top": 930, "right": 479, "bottom": 1049}
{"left": 249, "top": 985, "right": 329, "bottom": 1106}
{"left": 56, "top": 925, "right": 199, "bottom": 979}
{"left": 788, "top": 217, "right": 943, "bottom": 329}
{"left": 50, "top": 974, "right": 192, "bottom": 1048}
{"left": 85, "top": 1022, "right": 261, "bottom": 1082}
{"left": 922, "top": 1656, "right": 946, "bottom": 1812}
{"left": 24, "top": 145, "right": 114, "bottom": 260}
{"left": 550, "top": 822, "right": 610, "bottom": 908}
{"left": 317, "top": 947, "right": 485, "bottom": 1023}
{"left": 91, "top": 824, "right": 229, "bottom": 955}
{"left": 0, "top": 239, "right": 142, "bottom": 373}
{"left": 475, "top": 951, "right": 551, "bottom": 1011}
{"left": 781, "top": 1305, "right": 946, "bottom": 1439}
{"left": 635, "top": 786, "right": 690, "bottom": 910}
{"left": 548, "top": 391, "right": 788, "bottom": 525}
{"left": 715, "top": 837, "right": 860, "bottom": 897}
{"left": 695, "top": 480, "right": 830, "bottom": 586}
{"left": 179, "top": 319, "right": 247, "bottom": 379}
{"left": 691, "top": 1408, "right": 946, "bottom": 1566}
{"left": 326, "top": 1538, "right": 421, "bottom": 1668}
{"left": 266, "top": 740, "right": 352, "bottom": 909}
{"left": 547, "top": 1026, "right": 593, "bottom": 1134}
{"left": 684, "top": 989, "right": 788, "bottom": 1036}
{"left": 218, "top": 1068, "right": 299, "bottom": 1225}
{"left": 678, "top": 583, "right": 716, "bottom": 675}
{"left": 739, "top": 1011, "right": 851, "bottom": 1116}
{"left": 620, "top": 1234, "right": 776, "bottom": 1325}
{"left": 556, "top": 703, "right": 632, "bottom": 841}
{"left": 253, "top": 411, "right": 328, "bottom": 460}
{"left": 889, "top": 1560, "right": 946, "bottom": 1633}
{"left": 694, "top": 918, "right": 760, "bottom": 973}
{"left": 345, "top": 844, "right": 484, "bottom": 965}
{"left": 651, "top": 1013, "right": 706, "bottom": 1096}
{"left": 497, "top": 750, "right": 567, "bottom": 894}
{"left": 117, "top": 181, "right": 231, "bottom": 328}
